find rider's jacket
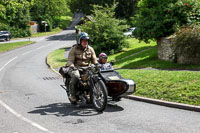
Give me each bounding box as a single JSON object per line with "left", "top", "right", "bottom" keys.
{"left": 67, "top": 44, "right": 98, "bottom": 67}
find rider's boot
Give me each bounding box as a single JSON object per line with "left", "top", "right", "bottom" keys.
{"left": 69, "top": 85, "right": 77, "bottom": 102}
{"left": 68, "top": 69, "right": 79, "bottom": 103}
{"left": 69, "top": 96, "right": 76, "bottom": 102}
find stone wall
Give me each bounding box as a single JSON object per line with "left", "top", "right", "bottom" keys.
{"left": 30, "top": 24, "right": 39, "bottom": 34}
{"left": 29, "top": 21, "right": 40, "bottom": 34}
{"left": 157, "top": 37, "right": 175, "bottom": 62}
{"left": 157, "top": 37, "right": 200, "bottom": 64}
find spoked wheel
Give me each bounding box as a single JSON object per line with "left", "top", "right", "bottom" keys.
{"left": 91, "top": 80, "right": 108, "bottom": 112}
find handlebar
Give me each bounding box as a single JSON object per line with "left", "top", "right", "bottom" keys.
{"left": 78, "top": 64, "right": 101, "bottom": 73}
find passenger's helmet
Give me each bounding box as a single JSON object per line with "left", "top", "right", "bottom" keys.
{"left": 99, "top": 53, "right": 107, "bottom": 64}
{"left": 99, "top": 53, "right": 107, "bottom": 59}
{"left": 78, "top": 32, "right": 90, "bottom": 45}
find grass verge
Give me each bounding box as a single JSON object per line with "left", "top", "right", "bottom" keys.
{"left": 110, "top": 38, "right": 200, "bottom": 70}
{"left": 117, "top": 69, "right": 200, "bottom": 106}
{"left": 113, "top": 47, "right": 200, "bottom": 70}
{"left": 108, "top": 38, "right": 157, "bottom": 61}
{"left": 0, "top": 41, "right": 34, "bottom": 53}
{"left": 47, "top": 48, "right": 67, "bottom": 69}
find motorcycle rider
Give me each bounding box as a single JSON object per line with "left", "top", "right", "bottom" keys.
{"left": 67, "top": 32, "right": 98, "bottom": 102}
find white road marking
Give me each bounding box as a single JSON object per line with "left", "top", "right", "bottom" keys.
{"left": 0, "top": 100, "right": 54, "bottom": 133}
{"left": 22, "top": 50, "right": 32, "bottom": 55}
{"left": 37, "top": 46, "right": 46, "bottom": 50}
{"left": 0, "top": 57, "right": 18, "bottom": 72}
{"left": 0, "top": 56, "right": 54, "bottom": 133}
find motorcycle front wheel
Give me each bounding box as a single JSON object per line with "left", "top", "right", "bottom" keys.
{"left": 91, "top": 80, "right": 108, "bottom": 112}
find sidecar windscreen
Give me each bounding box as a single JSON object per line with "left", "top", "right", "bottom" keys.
{"left": 100, "top": 70, "right": 123, "bottom": 81}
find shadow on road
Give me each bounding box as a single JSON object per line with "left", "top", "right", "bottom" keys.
{"left": 28, "top": 102, "right": 124, "bottom": 117}
{"left": 46, "top": 32, "right": 76, "bottom": 41}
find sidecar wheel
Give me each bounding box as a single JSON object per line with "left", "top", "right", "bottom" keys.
{"left": 92, "top": 80, "right": 108, "bottom": 112}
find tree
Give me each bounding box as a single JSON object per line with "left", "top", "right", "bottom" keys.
{"left": 78, "top": 4, "right": 128, "bottom": 55}
{"left": 133, "top": 0, "right": 200, "bottom": 42}
{"left": 0, "top": 0, "right": 31, "bottom": 37}
{"left": 0, "top": 3, "right": 7, "bottom": 30}
{"left": 30, "top": 0, "right": 69, "bottom": 31}
{"left": 115, "top": 0, "right": 140, "bottom": 19}
{"left": 69, "top": 0, "right": 140, "bottom": 20}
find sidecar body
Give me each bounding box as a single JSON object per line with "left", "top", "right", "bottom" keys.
{"left": 100, "top": 69, "right": 136, "bottom": 99}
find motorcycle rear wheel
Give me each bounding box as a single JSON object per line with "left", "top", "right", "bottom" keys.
{"left": 91, "top": 80, "right": 108, "bottom": 112}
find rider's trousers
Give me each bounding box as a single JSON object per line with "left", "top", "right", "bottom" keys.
{"left": 68, "top": 70, "right": 80, "bottom": 97}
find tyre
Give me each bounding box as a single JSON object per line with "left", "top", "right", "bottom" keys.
{"left": 91, "top": 80, "right": 108, "bottom": 112}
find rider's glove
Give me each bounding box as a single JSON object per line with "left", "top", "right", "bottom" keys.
{"left": 95, "top": 63, "right": 101, "bottom": 68}
{"left": 69, "top": 66, "right": 76, "bottom": 71}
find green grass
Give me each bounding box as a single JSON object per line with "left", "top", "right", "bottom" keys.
{"left": 117, "top": 69, "right": 200, "bottom": 105}
{"left": 0, "top": 41, "right": 34, "bottom": 53}
{"left": 110, "top": 38, "right": 200, "bottom": 70}
{"left": 113, "top": 47, "right": 200, "bottom": 70}
{"left": 108, "top": 38, "right": 157, "bottom": 61}
{"left": 47, "top": 48, "right": 67, "bottom": 68}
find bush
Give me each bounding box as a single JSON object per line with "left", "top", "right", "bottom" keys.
{"left": 0, "top": 23, "right": 9, "bottom": 31}
{"left": 78, "top": 4, "right": 128, "bottom": 55}
{"left": 10, "top": 27, "right": 31, "bottom": 38}
{"left": 133, "top": 0, "right": 200, "bottom": 42}
{"left": 174, "top": 25, "right": 200, "bottom": 59}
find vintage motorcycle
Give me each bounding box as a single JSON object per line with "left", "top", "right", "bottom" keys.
{"left": 59, "top": 64, "right": 136, "bottom": 112}
{"left": 60, "top": 65, "right": 108, "bottom": 112}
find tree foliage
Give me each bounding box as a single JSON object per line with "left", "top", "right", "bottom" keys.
{"left": 0, "top": 0, "right": 71, "bottom": 37}
{"left": 69, "top": 0, "right": 140, "bottom": 20}
{"left": 174, "top": 25, "right": 200, "bottom": 61}
{"left": 30, "top": 0, "right": 69, "bottom": 31}
{"left": 0, "top": 0, "right": 31, "bottom": 37}
{"left": 77, "top": 4, "right": 128, "bottom": 55}
{"left": 133, "top": 0, "right": 200, "bottom": 42}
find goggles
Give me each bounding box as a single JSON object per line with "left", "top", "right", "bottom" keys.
{"left": 100, "top": 56, "right": 107, "bottom": 60}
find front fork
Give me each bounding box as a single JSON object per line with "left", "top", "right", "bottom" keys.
{"left": 90, "top": 75, "right": 101, "bottom": 97}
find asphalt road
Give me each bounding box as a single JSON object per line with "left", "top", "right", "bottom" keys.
{"left": 0, "top": 29, "right": 200, "bottom": 132}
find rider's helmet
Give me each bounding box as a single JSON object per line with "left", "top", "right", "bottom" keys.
{"left": 99, "top": 53, "right": 107, "bottom": 64}
{"left": 78, "top": 32, "right": 90, "bottom": 45}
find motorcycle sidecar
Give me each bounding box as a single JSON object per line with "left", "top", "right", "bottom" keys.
{"left": 99, "top": 69, "right": 136, "bottom": 100}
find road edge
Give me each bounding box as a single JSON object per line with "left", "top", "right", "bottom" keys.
{"left": 45, "top": 57, "right": 61, "bottom": 76}
{"left": 45, "top": 51, "right": 200, "bottom": 112}
{"left": 124, "top": 95, "right": 200, "bottom": 112}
